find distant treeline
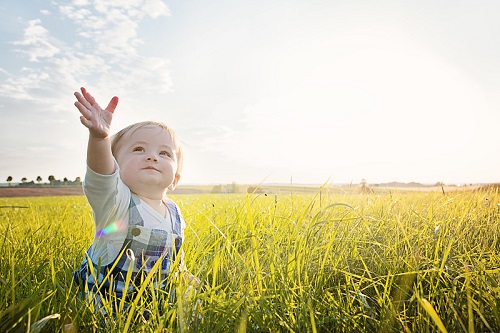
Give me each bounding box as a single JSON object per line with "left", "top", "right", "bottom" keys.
{"left": 14, "top": 180, "right": 83, "bottom": 187}
{"left": 3, "top": 175, "right": 82, "bottom": 187}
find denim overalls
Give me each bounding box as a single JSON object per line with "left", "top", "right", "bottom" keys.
{"left": 73, "top": 194, "right": 183, "bottom": 301}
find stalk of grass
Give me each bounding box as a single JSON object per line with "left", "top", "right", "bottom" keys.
{"left": 246, "top": 195, "right": 263, "bottom": 295}
{"left": 418, "top": 297, "right": 448, "bottom": 333}
{"left": 465, "top": 263, "right": 475, "bottom": 333}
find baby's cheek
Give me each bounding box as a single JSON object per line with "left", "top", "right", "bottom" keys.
{"left": 120, "top": 168, "right": 136, "bottom": 188}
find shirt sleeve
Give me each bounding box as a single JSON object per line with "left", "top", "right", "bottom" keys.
{"left": 83, "top": 160, "right": 130, "bottom": 231}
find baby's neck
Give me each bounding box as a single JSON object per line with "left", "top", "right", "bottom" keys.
{"left": 137, "top": 195, "right": 166, "bottom": 217}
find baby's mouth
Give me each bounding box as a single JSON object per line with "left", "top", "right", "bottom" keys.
{"left": 143, "top": 166, "right": 160, "bottom": 172}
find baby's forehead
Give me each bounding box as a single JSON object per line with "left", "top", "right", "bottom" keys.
{"left": 130, "top": 125, "right": 167, "bottom": 136}
{"left": 122, "top": 126, "right": 174, "bottom": 145}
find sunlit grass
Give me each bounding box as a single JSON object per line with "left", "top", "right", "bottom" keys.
{"left": 1, "top": 189, "right": 499, "bottom": 332}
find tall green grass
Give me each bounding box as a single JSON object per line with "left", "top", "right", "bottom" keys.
{"left": 0, "top": 189, "right": 499, "bottom": 332}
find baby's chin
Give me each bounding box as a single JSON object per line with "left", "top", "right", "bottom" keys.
{"left": 126, "top": 181, "right": 172, "bottom": 198}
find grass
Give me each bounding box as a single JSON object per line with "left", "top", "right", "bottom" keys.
{"left": 0, "top": 188, "right": 499, "bottom": 332}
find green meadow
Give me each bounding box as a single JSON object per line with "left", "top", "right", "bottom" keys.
{"left": 1, "top": 188, "right": 499, "bottom": 332}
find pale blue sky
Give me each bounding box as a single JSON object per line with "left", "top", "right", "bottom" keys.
{"left": 1, "top": 0, "right": 499, "bottom": 185}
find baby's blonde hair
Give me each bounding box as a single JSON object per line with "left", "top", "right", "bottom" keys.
{"left": 111, "top": 121, "right": 183, "bottom": 176}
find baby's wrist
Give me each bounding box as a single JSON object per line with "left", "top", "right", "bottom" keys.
{"left": 89, "top": 132, "right": 110, "bottom": 141}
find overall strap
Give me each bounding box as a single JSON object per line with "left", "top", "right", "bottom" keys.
{"left": 128, "top": 194, "right": 145, "bottom": 227}
{"left": 164, "top": 199, "right": 182, "bottom": 234}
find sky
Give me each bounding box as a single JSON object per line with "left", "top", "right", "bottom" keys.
{"left": 1, "top": 0, "right": 500, "bottom": 186}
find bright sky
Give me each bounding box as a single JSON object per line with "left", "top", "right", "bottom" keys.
{"left": 1, "top": 0, "right": 500, "bottom": 185}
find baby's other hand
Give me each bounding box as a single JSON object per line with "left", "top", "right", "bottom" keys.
{"left": 181, "top": 271, "right": 201, "bottom": 289}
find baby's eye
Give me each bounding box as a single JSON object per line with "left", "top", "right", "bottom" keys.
{"left": 159, "top": 150, "right": 172, "bottom": 157}
{"left": 133, "top": 146, "right": 145, "bottom": 152}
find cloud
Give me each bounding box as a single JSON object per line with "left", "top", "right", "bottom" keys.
{"left": 0, "top": 0, "right": 172, "bottom": 109}
{"left": 143, "top": 0, "right": 171, "bottom": 18}
{"left": 59, "top": 0, "right": 169, "bottom": 59}
{"left": 12, "top": 19, "right": 60, "bottom": 62}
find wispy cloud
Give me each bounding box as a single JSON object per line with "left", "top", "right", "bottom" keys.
{"left": 59, "top": 0, "right": 170, "bottom": 60}
{"left": 12, "top": 19, "right": 60, "bottom": 62}
{"left": 0, "top": 0, "right": 171, "bottom": 108}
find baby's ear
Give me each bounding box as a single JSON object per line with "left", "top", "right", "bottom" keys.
{"left": 167, "top": 174, "right": 181, "bottom": 192}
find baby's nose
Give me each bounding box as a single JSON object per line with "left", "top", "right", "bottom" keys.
{"left": 147, "top": 156, "right": 158, "bottom": 162}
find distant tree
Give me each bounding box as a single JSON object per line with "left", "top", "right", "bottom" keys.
{"left": 36, "top": 176, "right": 42, "bottom": 184}
{"left": 63, "top": 177, "right": 68, "bottom": 185}
{"left": 48, "top": 175, "right": 56, "bottom": 185}
{"left": 435, "top": 182, "right": 445, "bottom": 195}
{"left": 211, "top": 184, "right": 224, "bottom": 194}
{"left": 359, "top": 179, "right": 373, "bottom": 194}
{"left": 7, "top": 176, "right": 13, "bottom": 186}
{"left": 21, "top": 177, "right": 27, "bottom": 183}
{"left": 246, "top": 186, "right": 264, "bottom": 194}
{"left": 75, "top": 176, "right": 81, "bottom": 184}
{"left": 229, "top": 182, "right": 239, "bottom": 193}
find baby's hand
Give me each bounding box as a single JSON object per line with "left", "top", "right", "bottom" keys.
{"left": 182, "top": 272, "right": 201, "bottom": 289}
{"left": 74, "top": 87, "right": 119, "bottom": 139}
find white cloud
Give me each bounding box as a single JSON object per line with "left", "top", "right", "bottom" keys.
{"left": 13, "top": 19, "right": 60, "bottom": 62}
{"left": 0, "top": 0, "right": 172, "bottom": 109}
{"left": 0, "top": 67, "right": 50, "bottom": 101}
{"left": 143, "top": 0, "right": 170, "bottom": 18}
{"left": 96, "top": 56, "right": 172, "bottom": 97}
{"left": 73, "top": 0, "right": 90, "bottom": 6}
{"left": 58, "top": 6, "right": 93, "bottom": 21}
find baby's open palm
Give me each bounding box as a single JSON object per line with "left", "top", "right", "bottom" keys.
{"left": 74, "top": 87, "right": 119, "bottom": 139}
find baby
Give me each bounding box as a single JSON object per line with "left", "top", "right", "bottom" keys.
{"left": 72, "top": 87, "right": 194, "bottom": 316}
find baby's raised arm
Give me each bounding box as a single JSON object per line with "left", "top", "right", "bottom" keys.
{"left": 74, "top": 87, "right": 119, "bottom": 175}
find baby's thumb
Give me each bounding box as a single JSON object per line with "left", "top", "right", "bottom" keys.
{"left": 105, "top": 96, "right": 119, "bottom": 113}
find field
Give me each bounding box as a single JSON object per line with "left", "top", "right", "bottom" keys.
{"left": 1, "top": 187, "right": 499, "bottom": 332}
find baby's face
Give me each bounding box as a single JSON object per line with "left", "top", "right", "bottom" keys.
{"left": 115, "top": 126, "right": 178, "bottom": 196}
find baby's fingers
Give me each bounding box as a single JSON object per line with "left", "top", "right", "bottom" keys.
{"left": 79, "top": 115, "right": 92, "bottom": 129}
{"left": 74, "top": 91, "right": 92, "bottom": 110}
{"left": 74, "top": 101, "right": 91, "bottom": 120}
{"left": 81, "top": 87, "right": 98, "bottom": 107}
{"left": 105, "top": 96, "right": 119, "bottom": 113}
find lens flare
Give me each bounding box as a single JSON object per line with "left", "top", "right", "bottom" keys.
{"left": 96, "top": 221, "right": 121, "bottom": 237}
